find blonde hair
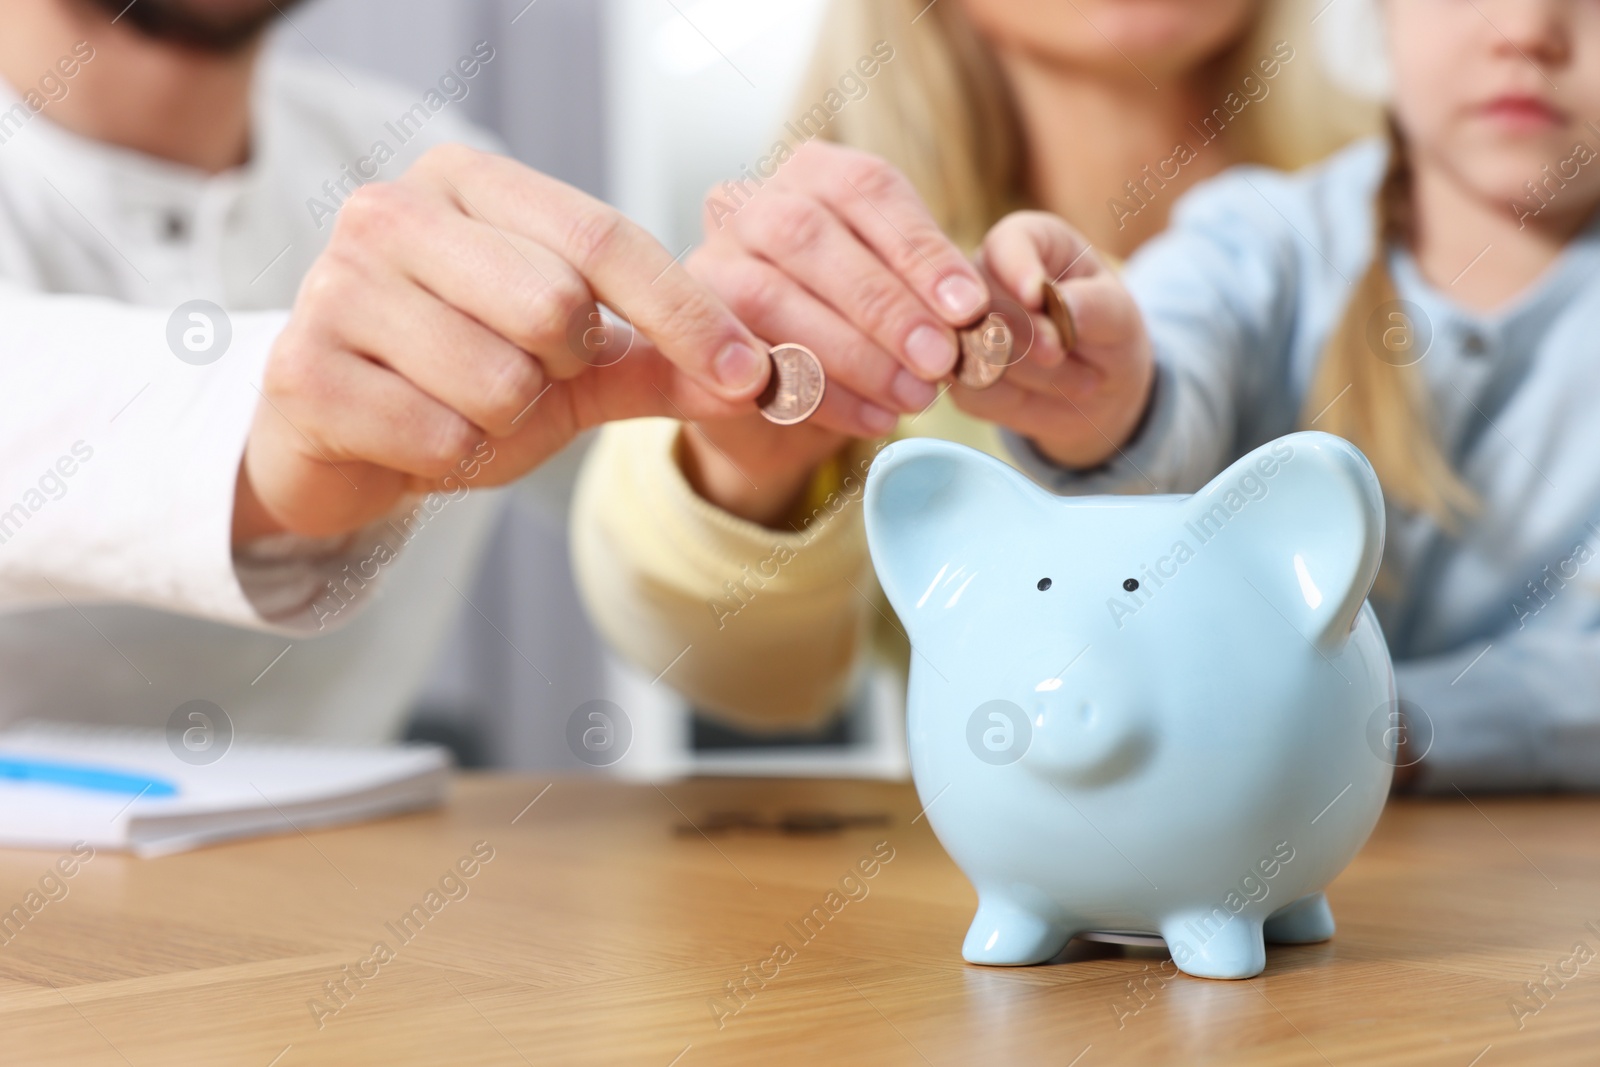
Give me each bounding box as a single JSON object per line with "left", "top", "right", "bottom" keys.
{"left": 1298, "top": 119, "right": 1476, "bottom": 523}
{"left": 791, "top": 0, "right": 1021, "bottom": 248}
{"left": 793, "top": 0, "right": 1379, "bottom": 246}
{"left": 795, "top": 0, "right": 1465, "bottom": 520}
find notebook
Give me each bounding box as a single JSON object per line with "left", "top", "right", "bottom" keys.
{"left": 0, "top": 722, "right": 451, "bottom": 856}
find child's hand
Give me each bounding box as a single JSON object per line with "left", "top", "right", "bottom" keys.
{"left": 957, "top": 212, "right": 1156, "bottom": 470}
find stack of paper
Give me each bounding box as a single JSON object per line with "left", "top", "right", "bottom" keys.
{"left": 0, "top": 722, "right": 450, "bottom": 856}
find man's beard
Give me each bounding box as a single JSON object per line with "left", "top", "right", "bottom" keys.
{"left": 77, "top": 0, "right": 307, "bottom": 53}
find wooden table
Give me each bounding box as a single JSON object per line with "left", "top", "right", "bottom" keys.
{"left": 1, "top": 776, "right": 1596, "bottom": 1065}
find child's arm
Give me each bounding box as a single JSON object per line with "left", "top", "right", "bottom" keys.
{"left": 1396, "top": 626, "right": 1600, "bottom": 793}
{"left": 975, "top": 175, "right": 1304, "bottom": 497}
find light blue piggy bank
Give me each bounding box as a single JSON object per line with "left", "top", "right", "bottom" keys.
{"left": 864, "top": 431, "right": 1395, "bottom": 980}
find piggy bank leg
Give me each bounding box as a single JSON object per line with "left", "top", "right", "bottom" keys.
{"left": 1263, "top": 892, "right": 1336, "bottom": 944}
{"left": 962, "top": 897, "right": 1072, "bottom": 966}
{"left": 1159, "top": 914, "right": 1266, "bottom": 980}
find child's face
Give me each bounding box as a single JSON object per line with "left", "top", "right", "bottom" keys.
{"left": 1387, "top": 0, "right": 1600, "bottom": 227}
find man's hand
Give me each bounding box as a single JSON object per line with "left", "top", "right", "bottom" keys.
{"left": 960, "top": 211, "right": 1156, "bottom": 469}
{"left": 234, "top": 145, "right": 767, "bottom": 543}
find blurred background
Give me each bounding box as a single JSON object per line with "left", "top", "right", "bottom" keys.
{"left": 271, "top": 0, "right": 906, "bottom": 778}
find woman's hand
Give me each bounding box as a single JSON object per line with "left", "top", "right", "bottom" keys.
{"left": 678, "top": 415, "right": 849, "bottom": 530}
{"left": 680, "top": 142, "right": 991, "bottom": 525}
{"left": 958, "top": 211, "right": 1156, "bottom": 469}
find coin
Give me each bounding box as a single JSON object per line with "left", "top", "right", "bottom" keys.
{"left": 1043, "top": 281, "right": 1077, "bottom": 353}
{"left": 758, "top": 343, "right": 826, "bottom": 425}
{"left": 954, "top": 311, "right": 1015, "bottom": 390}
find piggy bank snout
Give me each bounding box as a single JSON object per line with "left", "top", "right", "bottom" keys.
{"left": 1020, "top": 690, "right": 1152, "bottom": 786}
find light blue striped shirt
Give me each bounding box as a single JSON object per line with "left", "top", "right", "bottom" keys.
{"left": 1007, "top": 138, "right": 1600, "bottom": 792}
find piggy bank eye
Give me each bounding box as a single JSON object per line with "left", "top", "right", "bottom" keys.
{"left": 1036, "top": 578, "right": 1052, "bottom": 591}
{"left": 1122, "top": 578, "right": 1140, "bottom": 592}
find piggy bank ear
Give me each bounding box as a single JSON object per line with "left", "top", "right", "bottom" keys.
{"left": 1192, "top": 432, "right": 1384, "bottom": 651}
{"left": 864, "top": 439, "right": 1051, "bottom": 635}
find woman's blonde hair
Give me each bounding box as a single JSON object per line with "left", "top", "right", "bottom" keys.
{"left": 794, "top": 0, "right": 1378, "bottom": 245}
{"left": 795, "top": 0, "right": 1466, "bottom": 521}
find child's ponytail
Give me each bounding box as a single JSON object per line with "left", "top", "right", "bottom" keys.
{"left": 1297, "top": 118, "right": 1477, "bottom": 526}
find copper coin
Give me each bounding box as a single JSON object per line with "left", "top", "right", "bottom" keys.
{"left": 1043, "top": 281, "right": 1077, "bottom": 353}
{"left": 758, "top": 343, "right": 826, "bottom": 425}
{"left": 954, "top": 312, "right": 1015, "bottom": 390}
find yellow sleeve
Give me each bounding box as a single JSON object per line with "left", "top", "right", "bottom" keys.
{"left": 569, "top": 418, "right": 879, "bottom": 729}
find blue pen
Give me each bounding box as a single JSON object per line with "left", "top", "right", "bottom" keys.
{"left": 0, "top": 756, "right": 178, "bottom": 799}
